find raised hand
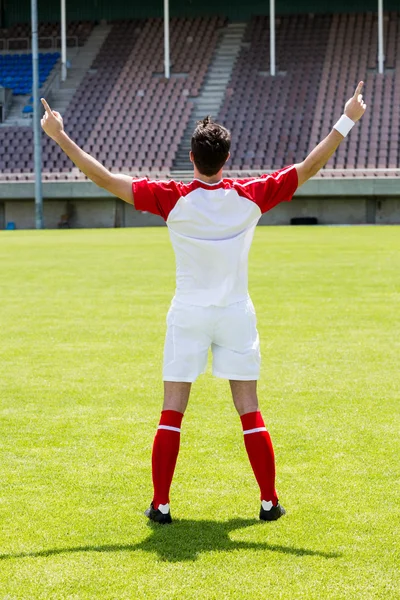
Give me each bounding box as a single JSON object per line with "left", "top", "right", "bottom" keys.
{"left": 40, "top": 98, "right": 64, "bottom": 141}
{"left": 344, "top": 82, "right": 367, "bottom": 122}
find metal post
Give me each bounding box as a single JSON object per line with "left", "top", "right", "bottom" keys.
{"left": 378, "top": 0, "right": 384, "bottom": 74}
{"left": 61, "top": 0, "right": 67, "bottom": 81}
{"left": 31, "top": 0, "right": 43, "bottom": 229}
{"left": 164, "top": 0, "right": 170, "bottom": 79}
{"left": 270, "top": 0, "right": 276, "bottom": 76}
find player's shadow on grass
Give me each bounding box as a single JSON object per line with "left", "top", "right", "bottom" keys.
{"left": 0, "top": 518, "right": 340, "bottom": 563}
{"left": 136, "top": 518, "right": 340, "bottom": 562}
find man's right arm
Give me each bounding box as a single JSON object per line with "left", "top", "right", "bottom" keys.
{"left": 40, "top": 98, "right": 134, "bottom": 205}
{"left": 295, "top": 82, "right": 367, "bottom": 187}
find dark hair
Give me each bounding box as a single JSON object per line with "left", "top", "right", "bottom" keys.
{"left": 191, "top": 116, "right": 231, "bottom": 176}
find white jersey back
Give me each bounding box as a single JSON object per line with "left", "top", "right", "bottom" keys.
{"left": 132, "top": 167, "right": 298, "bottom": 306}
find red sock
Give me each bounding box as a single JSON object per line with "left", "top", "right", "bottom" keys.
{"left": 240, "top": 411, "right": 278, "bottom": 505}
{"left": 152, "top": 410, "right": 184, "bottom": 509}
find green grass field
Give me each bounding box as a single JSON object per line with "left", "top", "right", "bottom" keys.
{"left": 0, "top": 226, "right": 399, "bottom": 599}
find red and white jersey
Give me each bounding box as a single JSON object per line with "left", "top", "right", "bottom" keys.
{"left": 132, "top": 166, "right": 298, "bottom": 306}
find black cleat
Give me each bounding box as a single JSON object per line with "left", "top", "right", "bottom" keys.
{"left": 144, "top": 502, "right": 172, "bottom": 525}
{"left": 259, "top": 502, "right": 286, "bottom": 522}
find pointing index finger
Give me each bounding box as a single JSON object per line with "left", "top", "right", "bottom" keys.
{"left": 354, "top": 81, "right": 364, "bottom": 97}
{"left": 41, "top": 98, "right": 52, "bottom": 114}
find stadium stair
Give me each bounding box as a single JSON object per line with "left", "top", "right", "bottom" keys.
{"left": 2, "top": 96, "right": 29, "bottom": 126}
{"left": 50, "top": 22, "right": 112, "bottom": 115}
{"left": 172, "top": 21, "right": 247, "bottom": 173}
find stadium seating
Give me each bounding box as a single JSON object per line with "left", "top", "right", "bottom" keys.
{"left": 0, "top": 21, "right": 93, "bottom": 50}
{"left": 219, "top": 12, "right": 400, "bottom": 171}
{"left": 72, "top": 17, "right": 223, "bottom": 174}
{"left": 0, "top": 53, "right": 60, "bottom": 95}
{"left": 219, "top": 14, "right": 331, "bottom": 170}
{"left": 0, "top": 13, "right": 399, "bottom": 180}
{"left": 0, "top": 17, "right": 223, "bottom": 178}
{"left": 319, "top": 12, "right": 400, "bottom": 170}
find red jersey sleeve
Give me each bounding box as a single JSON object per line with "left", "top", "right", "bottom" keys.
{"left": 235, "top": 165, "right": 298, "bottom": 214}
{"left": 132, "top": 178, "right": 182, "bottom": 221}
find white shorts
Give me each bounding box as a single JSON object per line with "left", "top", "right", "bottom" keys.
{"left": 163, "top": 296, "right": 261, "bottom": 382}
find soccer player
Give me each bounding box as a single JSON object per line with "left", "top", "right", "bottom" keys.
{"left": 41, "top": 82, "right": 366, "bottom": 524}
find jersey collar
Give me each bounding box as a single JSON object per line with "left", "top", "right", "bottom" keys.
{"left": 193, "top": 179, "right": 222, "bottom": 185}
{"left": 193, "top": 178, "right": 224, "bottom": 188}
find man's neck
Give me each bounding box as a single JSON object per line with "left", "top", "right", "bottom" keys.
{"left": 193, "top": 170, "right": 223, "bottom": 184}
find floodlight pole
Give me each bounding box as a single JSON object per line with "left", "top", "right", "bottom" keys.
{"left": 270, "top": 0, "right": 276, "bottom": 76}
{"left": 61, "top": 0, "right": 67, "bottom": 81}
{"left": 31, "top": 0, "right": 43, "bottom": 229}
{"left": 377, "top": 0, "right": 384, "bottom": 74}
{"left": 164, "top": 0, "right": 170, "bottom": 79}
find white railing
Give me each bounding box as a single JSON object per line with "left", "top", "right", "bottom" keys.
{"left": 221, "top": 168, "right": 400, "bottom": 178}
{"left": 1, "top": 35, "right": 78, "bottom": 51}
{"left": 315, "top": 168, "right": 400, "bottom": 177}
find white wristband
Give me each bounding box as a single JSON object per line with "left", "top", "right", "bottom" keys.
{"left": 333, "top": 114, "right": 355, "bottom": 137}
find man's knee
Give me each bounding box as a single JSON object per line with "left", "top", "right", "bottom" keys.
{"left": 229, "top": 380, "right": 258, "bottom": 416}
{"left": 163, "top": 381, "right": 192, "bottom": 413}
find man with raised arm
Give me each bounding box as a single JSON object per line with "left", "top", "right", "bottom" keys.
{"left": 41, "top": 83, "right": 366, "bottom": 524}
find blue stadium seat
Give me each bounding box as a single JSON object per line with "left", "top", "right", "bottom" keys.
{"left": 0, "top": 52, "right": 60, "bottom": 97}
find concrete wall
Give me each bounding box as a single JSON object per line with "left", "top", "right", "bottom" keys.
{"left": 1, "top": 178, "right": 400, "bottom": 228}
{"left": 259, "top": 197, "right": 370, "bottom": 225}
{"left": 0, "top": 201, "right": 5, "bottom": 229}
{"left": 2, "top": 196, "right": 400, "bottom": 229}
{"left": 4, "top": 199, "right": 70, "bottom": 229}
{"left": 2, "top": 198, "right": 166, "bottom": 229}
{"left": 375, "top": 199, "right": 400, "bottom": 225}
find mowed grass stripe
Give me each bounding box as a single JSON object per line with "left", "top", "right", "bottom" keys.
{"left": 0, "top": 226, "right": 399, "bottom": 599}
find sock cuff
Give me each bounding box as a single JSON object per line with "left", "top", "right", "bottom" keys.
{"left": 159, "top": 410, "right": 184, "bottom": 429}
{"left": 240, "top": 410, "right": 265, "bottom": 432}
